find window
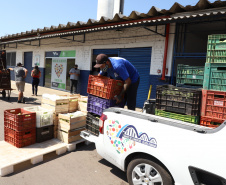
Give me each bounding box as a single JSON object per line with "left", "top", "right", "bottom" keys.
{"left": 6, "top": 52, "right": 16, "bottom": 66}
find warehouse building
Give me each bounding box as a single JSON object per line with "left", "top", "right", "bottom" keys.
{"left": 1, "top": 0, "right": 226, "bottom": 107}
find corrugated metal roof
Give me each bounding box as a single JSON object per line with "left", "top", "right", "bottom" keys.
{"left": 1, "top": 0, "right": 226, "bottom": 43}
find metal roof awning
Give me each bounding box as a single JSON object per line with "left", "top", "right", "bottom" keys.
{"left": 1, "top": 0, "right": 226, "bottom": 47}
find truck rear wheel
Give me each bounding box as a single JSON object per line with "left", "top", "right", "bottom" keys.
{"left": 127, "top": 157, "right": 173, "bottom": 185}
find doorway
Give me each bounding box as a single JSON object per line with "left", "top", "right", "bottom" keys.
{"left": 66, "top": 59, "right": 76, "bottom": 91}
{"left": 44, "top": 58, "right": 52, "bottom": 88}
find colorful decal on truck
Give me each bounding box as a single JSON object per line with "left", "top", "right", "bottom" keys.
{"left": 107, "top": 120, "right": 135, "bottom": 154}
{"left": 106, "top": 120, "right": 157, "bottom": 154}
{"left": 117, "top": 125, "right": 157, "bottom": 148}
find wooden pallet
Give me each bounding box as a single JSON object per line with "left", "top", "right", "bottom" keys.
{"left": 0, "top": 138, "right": 90, "bottom": 176}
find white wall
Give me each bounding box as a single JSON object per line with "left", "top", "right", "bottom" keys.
{"left": 6, "top": 24, "right": 175, "bottom": 77}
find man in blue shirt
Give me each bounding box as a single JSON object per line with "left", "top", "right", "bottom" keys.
{"left": 94, "top": 54, "right": 140, "bottom": 110}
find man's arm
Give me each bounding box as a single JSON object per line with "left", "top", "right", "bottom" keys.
{"left": 69, "top": 68, "right": 73, "bottom": 75}
{"left": 76, "top": 70, "right": 80, "bottom": 77}
{"left": 24, "top": 69, "right": 28, "bottom": 78}
{"left": 115, "top": 77, "right": 131, "bottom": 104}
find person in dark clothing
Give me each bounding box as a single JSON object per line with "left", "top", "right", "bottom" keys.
{"left": 31, "top": 65, "right": 41, "bottom": 96}
{"left": 94, "top": 54, "right": 140, "bottom": 111}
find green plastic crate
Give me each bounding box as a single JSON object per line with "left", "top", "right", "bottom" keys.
{"left": 203, "top": 63, "right": 226, "bottom": 91}
{"left": 206, "top": 34, "right": 226, "bottom": 63}
{"left": 176, "top": 64, "right": 204, "bottom": 86}
{"left": 155, "top": 109, "right": 199, "bottom": 124}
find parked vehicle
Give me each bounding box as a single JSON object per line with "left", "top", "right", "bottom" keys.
{"left": 81, "top": 107, "right": 226, "bottom": 185}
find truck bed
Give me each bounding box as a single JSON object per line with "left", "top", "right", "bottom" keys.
{"left": 104, "top": 108, "right": 225, "bottom": 134}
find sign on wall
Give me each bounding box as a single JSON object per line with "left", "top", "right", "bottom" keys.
{"left": 51, "top": 58, "right": 67, "bottom": 90}
{"left": 45, "top": 50, "right": 76, "bottom": 58}
{"left": 34, "top": 55, "right": 40, "bottom": 66}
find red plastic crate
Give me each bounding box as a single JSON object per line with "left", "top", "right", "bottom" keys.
{"left": 4, "top": 108, "right": 36, "bottom": 131}
{"left": 200, "top": 116, "right": 223, "bottom": 128}
{"left": 87, "top": 75, "right": 124, "bottom": 99}
{"left": 201, "top": 90, "right": 226, "bottom": 120}
{"left": 4, "top": 127, "right": 36, "bottom": 148}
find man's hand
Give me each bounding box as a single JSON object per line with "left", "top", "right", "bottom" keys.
{"left": 114, "top": 95, "right": 122, "bottom": 104}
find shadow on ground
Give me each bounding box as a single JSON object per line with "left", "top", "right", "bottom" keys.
{"left": 99, "top": 158, "right": 128, "bottom": 183}
{"left": 0, "top": 96, "right": 40, "bottom": 105}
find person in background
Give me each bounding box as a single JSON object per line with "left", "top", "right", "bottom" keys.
{"left": 31, "top": 65, "right": 41, "bottom": 96}
{"left": 69, "top": 64, "right": 80, "bottom": 94}
{"left": 14, "top": 62, "right": 28, "bottom": 103}
{"left": 94, "top": 54, "right": 140, "bottom": 111}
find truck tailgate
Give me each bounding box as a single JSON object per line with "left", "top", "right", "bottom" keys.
{"left": 80, "top": 130, "right": 98, "bottom": 143}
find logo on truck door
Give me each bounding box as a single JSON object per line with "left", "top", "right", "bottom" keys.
{"left": 106, "top": 120, "right": 157, "bottom": 154}
{"left": 117, "top": 125, "right": 157, "bottom": 148}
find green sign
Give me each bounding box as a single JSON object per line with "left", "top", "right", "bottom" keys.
{"left": 59, "top": 50, "right": 76, "bottom": 57}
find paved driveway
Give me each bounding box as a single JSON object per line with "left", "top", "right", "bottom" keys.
{"left": 0, "top": 92, "right": 128, "bottom": 185}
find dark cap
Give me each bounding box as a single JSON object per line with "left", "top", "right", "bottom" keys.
{"left": 17, "top": 62, "right": 22, "bottom": 66}
{"left": 75, "top": 64, "right": 78, "bottom": 67}
{"left": 94, "top": 54, "right": 108, "bottom": 68}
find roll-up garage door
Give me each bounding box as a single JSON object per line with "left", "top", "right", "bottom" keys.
{"left": 93, "top": 47, "right": 152, "bottom": 108}
{"left": 119, "top": 48, "right": 151, "bottom": 108}
{"left": 24, "top": 52, "right": 33, "bottom": 84}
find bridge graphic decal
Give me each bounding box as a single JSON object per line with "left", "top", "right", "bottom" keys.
{"left": 116, "top": 125, "right": 157, "bottom": 148}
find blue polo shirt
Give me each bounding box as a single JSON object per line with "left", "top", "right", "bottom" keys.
{"left": 100, "top": 57, "right": 139, "bottom": 83}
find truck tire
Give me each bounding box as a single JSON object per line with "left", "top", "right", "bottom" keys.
{"left": 127, "top": 157, "right": 173, "bottom": 185}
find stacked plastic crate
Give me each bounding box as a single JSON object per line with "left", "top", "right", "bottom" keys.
{"left": 85, "top": 75, "right": 124, "bottom": 136}
{"left": 23, "top": 106, "right": 54, "bottom": 143}
{"left": 155, "top": 85, "right": 202, "bottom": 124}
{"left": 176, "top": 64, "right": 204, "bottom": 89}
{"left": 201, "top": 34, "right": 226, "bottom": 128}
{"left": 4, "top": 108, "right": 36, "bottom": 148}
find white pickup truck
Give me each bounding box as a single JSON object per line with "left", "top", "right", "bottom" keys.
{"left": 81, "top": 108, "right": 226, "bottom": 185}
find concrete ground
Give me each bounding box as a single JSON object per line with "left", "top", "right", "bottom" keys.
{"left": 10, "top": 81, "right": 70, "bottom": 103}
{"left": 0, "top": 80, "right": 143, "bottom": 185}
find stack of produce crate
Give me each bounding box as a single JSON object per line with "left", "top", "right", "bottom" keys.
{"left": 0, "top": 69, "right": 11, "bottom": 89}
{"left": 57, "top": 111, "right": 86, "bottom": 143}
{"left": 155, "top": 85, "right": 202, "bottom": 124}
{"left": 59, "top": 94, "right": 80, "bottom": 113}
{"left": 176, "top": 64, "right": 204, "bottom": 89}
{"left": 4, "top": 108, "right": 36, "bottom": 148}
{"left": 201, "top": 34, "right": 226, "bottom": 128}
{"left": 78, "top": 95, "right": 88, "bottom": 113}
{"left": 23, "top": 106, "right": 54, "bottom": 143}
{"left": 41, "top": 94, "right": 69, "bottom": 138}
{"left": 85, "top": 75, "right": 124, "bottom": 136}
